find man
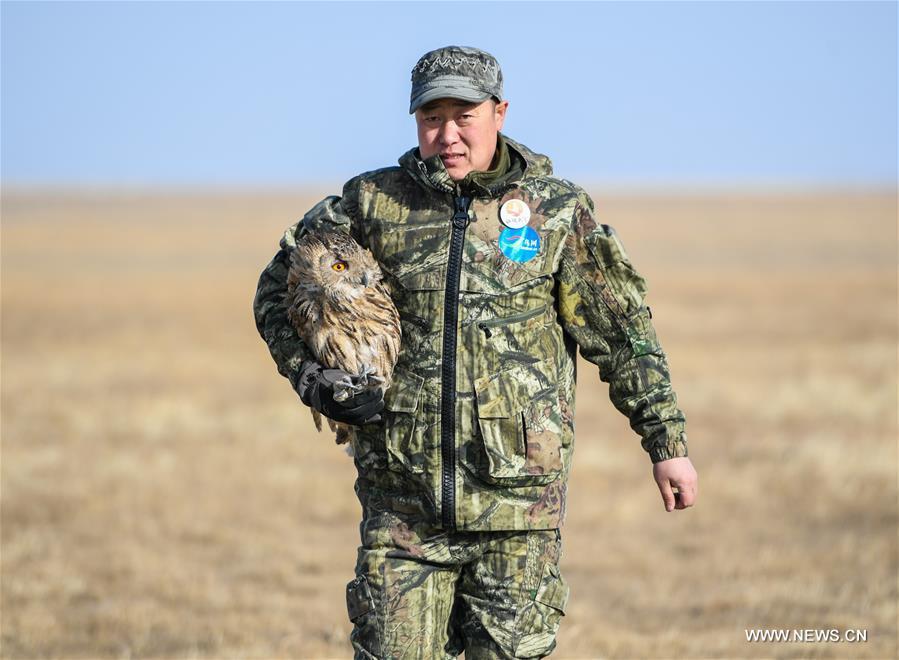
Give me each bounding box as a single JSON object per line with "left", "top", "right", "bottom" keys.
{"left": 253, "top": 45, "right": 697, "bottom": 659}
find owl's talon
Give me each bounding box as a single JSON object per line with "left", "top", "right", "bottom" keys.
{"left": 331, "top": 373, "right": 360, "bottom": 402}
{"left": 354, "top": 366, "right": 385, "bottom": 389}
{"left": 335, "top": 374, "right": 355, "bottom": 389}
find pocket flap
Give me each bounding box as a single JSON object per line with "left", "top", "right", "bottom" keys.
{"left": 474, "top": 360, "right": 555, "bottom": 419}
{"left": 534, "top": 563, "right": 569, "bottom": 614}
{"left": 380, "top": 260, "right": 447, "bottom": 292}
{"left": 398, "top": 266, "right": 447, "bottom": 291}
{"left": 624, "top": 308, "right": 662, "bottom": 357}
{"left": 384, "top": 367, "right": 425, "bottom": 413}
{"left": 345, "top": 575, "right": 374, "bottom": 622}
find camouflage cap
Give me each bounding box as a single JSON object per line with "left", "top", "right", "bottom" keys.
{"left": 409, "top": 45, "right": 503, "bottom": 114}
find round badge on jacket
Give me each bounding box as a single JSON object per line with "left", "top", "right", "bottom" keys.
{"left": 499, "top": 199, "right": 531, "bottom": 229}
{"left": 499, "top": 226, "right": 541, "bottom": 263}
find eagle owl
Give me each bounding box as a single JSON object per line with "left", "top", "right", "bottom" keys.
{"left": 285, "top": 230, "right": 401, "bottom": 444}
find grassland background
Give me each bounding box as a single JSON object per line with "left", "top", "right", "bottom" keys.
{"left": 1, "top": 189, "right": 896, "bottom": 659}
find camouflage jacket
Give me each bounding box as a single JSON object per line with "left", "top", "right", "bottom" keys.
{"left": 253, "top": 134, "right": 687, "bottom": 531}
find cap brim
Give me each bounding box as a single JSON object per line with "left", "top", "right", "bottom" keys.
{"left": 409, "top": 76, "right": 493, "bottom": 114}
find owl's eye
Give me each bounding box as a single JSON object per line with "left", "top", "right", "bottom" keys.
{"left": 331, "top": 260, "right": 347, "bottom": 272}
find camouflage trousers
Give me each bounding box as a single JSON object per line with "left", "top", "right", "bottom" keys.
{"left": 345, "top": 509, "right": 569, "bottom": 659}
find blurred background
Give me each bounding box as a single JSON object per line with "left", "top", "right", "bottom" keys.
{"left": 2, "top": 2, "right": 896, "bottom": 658}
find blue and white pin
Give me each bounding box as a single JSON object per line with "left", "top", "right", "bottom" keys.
{"left": 499, "top": 226, "right": 541, "bottom": 263}
{"left": 498, "top": 199, "right": 540, "bottom": 264}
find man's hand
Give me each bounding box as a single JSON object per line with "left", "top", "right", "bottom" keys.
{"left": 652, "top": 456, "right": 698, "bottom": 512}
{"left": 291, "top": 360, "right": 384, "bottom": 426}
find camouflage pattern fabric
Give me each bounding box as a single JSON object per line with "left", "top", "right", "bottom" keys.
{"left": 409, "top": 45, "right": 503, "bottom": 114}
{"left": 252, "top": 133, "right": 688, "bottom": 533}
{"left": 347, "top": 483, "right": 567, "bottom": 659}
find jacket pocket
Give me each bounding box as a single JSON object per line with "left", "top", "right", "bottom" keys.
{"left": 515, "top": 562, "right": 568, "bottom": 658}
{"left": 383, "top": 366, "right": 427, "bottom": 475}
{"left": 346, "top": 575, "right": 383, "bottom": 657}
{"left": 366, "top": 210, "right": 449, "bottom": 290}
{"left": 473, "top": 359, "right": 567, "bottom": 486}
{"left": 461, "top": 225, "right": 564, "bottom": 294}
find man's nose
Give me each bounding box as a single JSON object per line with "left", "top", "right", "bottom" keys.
{"left": 438, "top": 121, "right": 459, "bottom": 146}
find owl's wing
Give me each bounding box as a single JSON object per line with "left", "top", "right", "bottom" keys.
{"left": 319, "top": 322, "right": 362, "bottom": 377}
{"left": 374, "top": 282, "right": 402, "bottom": 389}
{"left": 311, "top": 408, "right": 323, "bottom": 432}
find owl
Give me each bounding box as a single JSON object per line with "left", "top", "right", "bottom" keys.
{"left": 285, "top": 230, "right": 401, "bottom": 444}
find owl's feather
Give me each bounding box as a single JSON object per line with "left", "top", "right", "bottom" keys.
{"left": 285, "top": 230, "right": 401, "bottom": 446}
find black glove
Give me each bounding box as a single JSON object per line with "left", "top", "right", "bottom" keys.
{"left": 291, "top": 360, "right": 384, "bottom": 426}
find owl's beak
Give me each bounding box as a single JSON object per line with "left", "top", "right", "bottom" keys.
{"left": 362, "top": 272, "right": 372, "bottom": 287}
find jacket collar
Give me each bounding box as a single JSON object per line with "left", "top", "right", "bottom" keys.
{"left": 398, "top": 133, "right": 553, "bottom": 197}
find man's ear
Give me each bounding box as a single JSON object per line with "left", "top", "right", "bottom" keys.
{"left": 494, "top": 100, "right": 509, "bottom": 130}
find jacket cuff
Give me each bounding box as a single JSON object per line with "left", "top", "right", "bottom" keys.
{"left": 646, "top": 428, "right": 689, "bottom": 464}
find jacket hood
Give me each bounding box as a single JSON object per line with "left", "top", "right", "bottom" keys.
{"left": 398, "top": 133, "right": 553, "bottom": 196}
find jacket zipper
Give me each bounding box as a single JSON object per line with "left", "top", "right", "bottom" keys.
{"left": 441, "top": 191, "right": 471, "bottom": 531}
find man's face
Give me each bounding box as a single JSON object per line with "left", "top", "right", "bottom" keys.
{"left": 415, "top": 98, "right": 509, "bottom": 181}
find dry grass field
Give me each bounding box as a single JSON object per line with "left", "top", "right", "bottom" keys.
{"left": 1, "top": 188, "right": 896, "bottom": 659}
